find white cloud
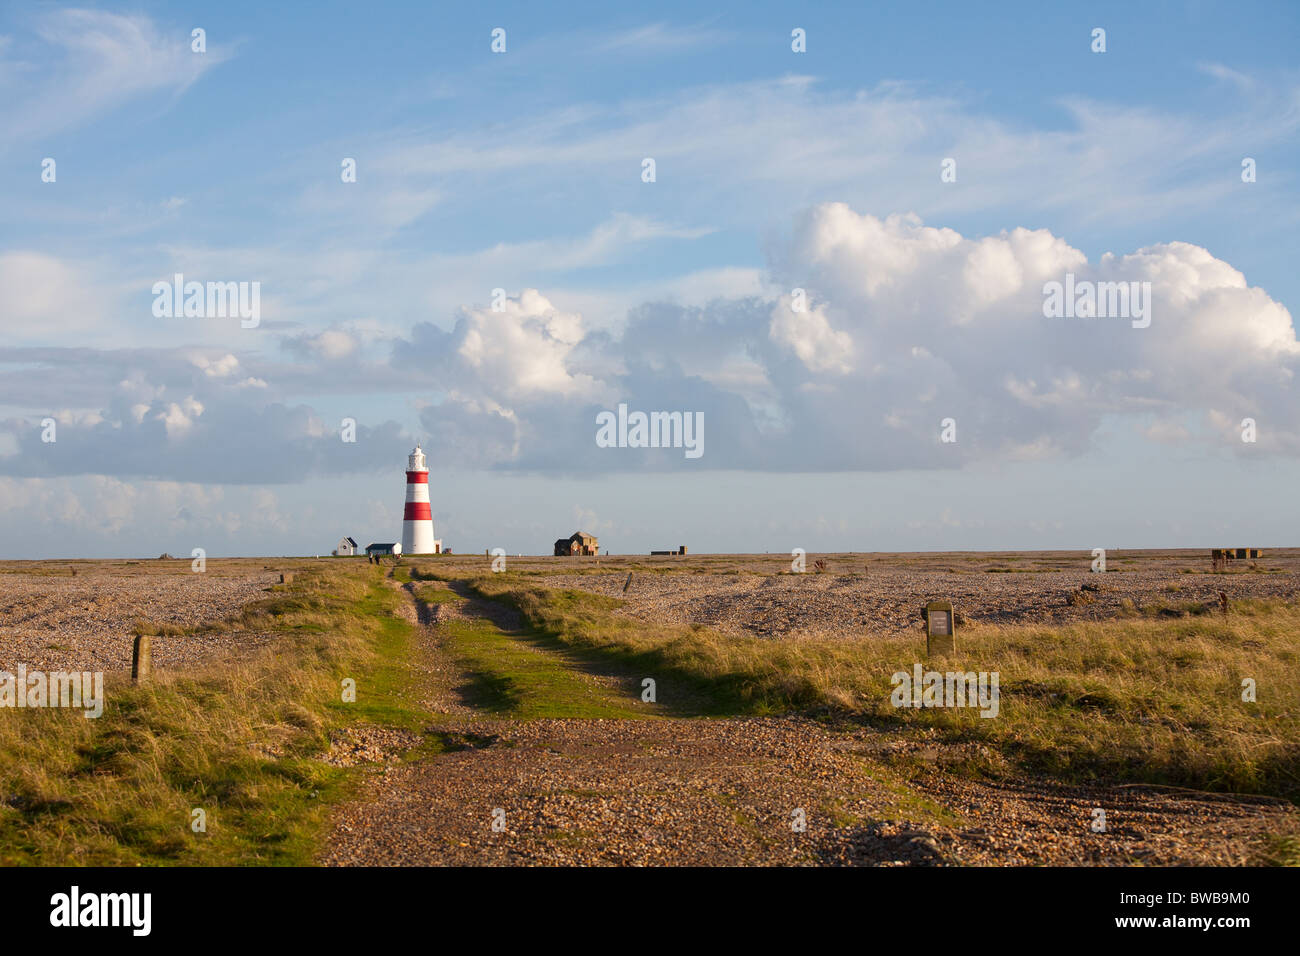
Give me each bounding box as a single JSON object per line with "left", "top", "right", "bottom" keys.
{"left": 768, "top": 296, "right": 853, "bottom": 374}
{"left": 157, "top": 397, "right": 203, "bottom": 437}
{"left": 0, "top": 253, "right": 107, "bottom": 340}
{"left": 0, "top": 475, "right": 228, "bottom": 536}
{"left": 373, "top": 73, "right": 1300, "bottom": 233}
{"left": 401, "top": 204, "right": 1300, "bottom": 469}
{"left": 304, "top": 330, "right": 357, "bottom": 360}
{"left": 423, "top": 213, "right": 714, "bottom": 278}
{"left": 1197, "top": 62, "right": 1255, "bottom": 91}
{"left": 2, "top": 205, "right": 1296, "bottom": 478}
{"left": 595, "top": 22, "right": 730, "bottom": 53}
{"left": 452, "top": 289, "right": 604, "bottom": 398}
{"left": 190, "top": 353, "right": 241, "bottom": 378}
{"left": 2, "top": 9, "right": 232, "bottom": 142}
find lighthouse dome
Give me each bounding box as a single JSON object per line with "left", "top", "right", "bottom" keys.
{"left": 408, "top": 445, "right": 427, "bottom": 471}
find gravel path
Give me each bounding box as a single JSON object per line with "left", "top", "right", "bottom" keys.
{"left": 321, "top": 579, "right": 1300, "bottom": 866}
{"left": 388, "top": 576, "right": 478, "bottom": 718}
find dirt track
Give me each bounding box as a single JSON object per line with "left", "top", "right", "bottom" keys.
{"left": 321, "top": 578, "right": 1299, "bottom": 867}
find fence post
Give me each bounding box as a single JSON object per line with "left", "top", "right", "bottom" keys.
{"left": 132, "top": 634, "right": 152, "bottom": 684}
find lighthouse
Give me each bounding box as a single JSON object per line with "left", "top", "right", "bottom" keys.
{"left": 401, "top": 444, "right": 437, "bottom": 554}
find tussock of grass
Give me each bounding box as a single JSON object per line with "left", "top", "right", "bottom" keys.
{"left": 131, "top": 619, "right": 188, "bottom": 638}
{"left": 460, "top": 574, "right": 1300, "bottom": 801}
{"left": 0, "top": 565, "right": 415, "bottom": 865}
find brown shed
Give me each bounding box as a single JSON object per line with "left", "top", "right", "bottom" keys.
{"left": 554, "top": 531, "right": 599, "bottom": 556}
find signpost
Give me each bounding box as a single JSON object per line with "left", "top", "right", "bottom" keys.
{"left": 925, "top": 600, "right": 956, "bottom": 657}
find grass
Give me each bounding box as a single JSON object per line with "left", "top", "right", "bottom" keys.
{"left": 0, "top": 565, "right": 426, "bottom": 865}
{"left": 413, "top": 586, "right": 652, "bottom": 720}
{"left": 444, "top": 571, "right": 1300, "bottom": 802}
{"left": 411, "top": 582, "right": 460, "bottom": 606}
{"left": 6, "top": 555, "right": 1297, "bottom": 863}
{"left": 1260, "top": 834, "right": 1300, "bottom": 866}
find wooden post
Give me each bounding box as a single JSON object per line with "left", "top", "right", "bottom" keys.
{"left": 623, "top": 572, "right": 633, "bottom": 594}
{"left": 132, "top": 634, "right": 152, "bottom": 684}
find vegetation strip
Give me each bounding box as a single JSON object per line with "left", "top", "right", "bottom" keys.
{"left": 453, "top": 572, "right": 1300, "bottom": 802}
{"left": 0, "top": 566, "right": 423, "bottom": 865}
{"left": 409, "top": 578, "right": 651, "bottom": 720}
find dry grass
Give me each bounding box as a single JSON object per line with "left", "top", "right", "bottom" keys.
{"left": 0, "top": 564, "right": 413, "bottom": 865}
{"left": 457, "top": 572, "right": 1300, "bottom": 801}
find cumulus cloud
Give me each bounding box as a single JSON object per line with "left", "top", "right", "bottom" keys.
{"left": 0, "top": 343, "right": 413, "bottom": 482}
{"left": 189, "top": 353, "right": 241, "bottom": 378}
{"left": 399, "top": 204, "right": 1299, "bottom": 471}
{"left": 398, "top": 289, "right": 607, "bottom": 400}
{"left": 768, "top": 296, "right": 853, "bottom": 374}
{"left": 2, "top": 205, "right": 1295, "bottom": 480}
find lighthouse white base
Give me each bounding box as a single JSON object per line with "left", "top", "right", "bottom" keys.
{"left": 402, "top": 521, "right": 436, "bottom": 555}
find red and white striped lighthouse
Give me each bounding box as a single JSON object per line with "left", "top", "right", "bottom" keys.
{"left": 401, "top": 444, "right": 437, "bottom": 554}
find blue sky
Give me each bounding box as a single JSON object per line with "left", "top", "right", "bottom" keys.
{"left": 0, "top": 1, "right": 1297, "bottom": 558}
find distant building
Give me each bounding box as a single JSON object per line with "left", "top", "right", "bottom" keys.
{"left": 554, "top": 531, "right": 598, "bottom": 556}
{"left": 366, "top": 542, "right": 402, "bottom": 557}
{"left": 650, "top": 546, "right": 688, "bottom": 555}
{"left": 1211, "top": 547, "right": 1262, "bottom": 569}
{"left": 335, "top": 536, "right": 359, "bottom": 556}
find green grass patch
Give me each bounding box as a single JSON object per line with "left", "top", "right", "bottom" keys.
{"left": 413, "top": 585, "right": 652, "bottom": 720}
{"left": 411, "top": 583, "right": 460, "bottom": 606}
{"left": 441, "top": 616, "right": 651, "bottom": 719}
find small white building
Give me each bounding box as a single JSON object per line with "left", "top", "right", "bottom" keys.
{"left": 365, "top": 542, "right": 402, "bottom": 557}
{"left": 335, "top": 536, "right": 359, "bottom": 556}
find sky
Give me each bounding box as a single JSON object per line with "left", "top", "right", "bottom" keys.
{"left": 0, "top": 1, "right": 1298, "bottom": 558}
